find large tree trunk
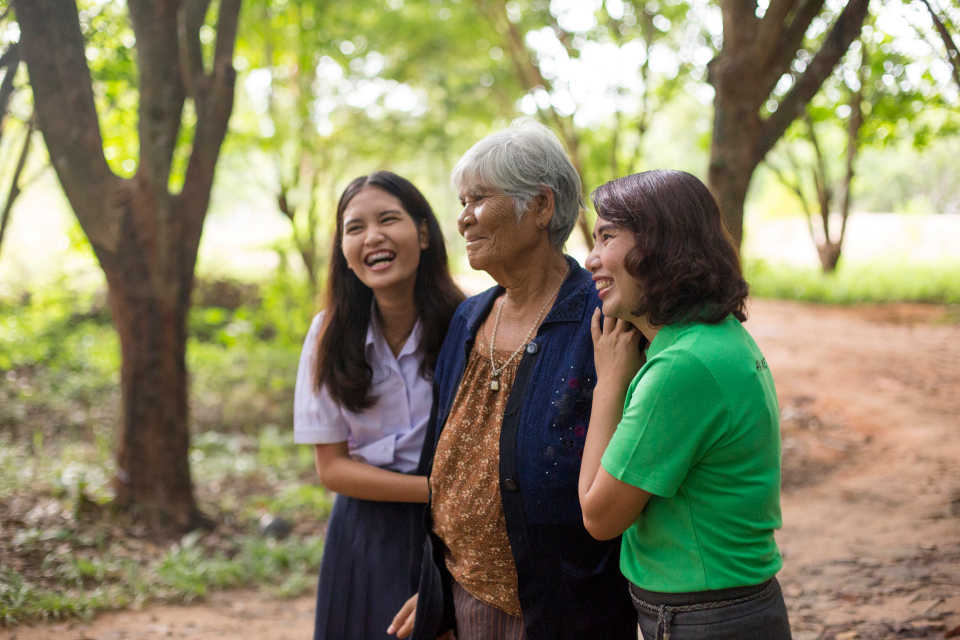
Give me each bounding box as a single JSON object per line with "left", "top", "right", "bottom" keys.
{"left": 708, "top": 84, "right": 763, "bottom": 245}
{"left": 101, "top": 180, "right": 202, "bottom": 531}
{"left": 15, "top": 0, "right": 240, "bottom": 536}
{"left": 708, "top": 0, "right": 870, "bottom": 248}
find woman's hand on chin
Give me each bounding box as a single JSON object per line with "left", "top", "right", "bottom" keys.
{"left": 591, "top": 309, "right": 644, "bottom": 392}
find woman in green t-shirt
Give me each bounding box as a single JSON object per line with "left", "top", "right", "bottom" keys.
{"left": 578, "top": 170, "right": 792, "bottom": 639}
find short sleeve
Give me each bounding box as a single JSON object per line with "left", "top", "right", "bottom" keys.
{"left": 293, "top": 313, "right": 350, "bottom": 444}
{"left": 601, "top": 350, "right": 726, "bottom": 497}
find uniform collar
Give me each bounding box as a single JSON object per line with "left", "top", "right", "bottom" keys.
{"left": 366, "top": 303, "right": 423, "bottom": 361}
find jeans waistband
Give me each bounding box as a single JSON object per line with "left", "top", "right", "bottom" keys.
{"left": 628, "top": 578, "right": 771, "bottom": 607}
{"left": 628, "top": 579, "right": 778, "bottom": 640}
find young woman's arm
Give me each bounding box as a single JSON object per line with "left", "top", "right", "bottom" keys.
{"left": 578, "top": 310, "right": 651, "bottom": 540}
{"left": 314, "top": 443, "right": 429, "bottom": 503}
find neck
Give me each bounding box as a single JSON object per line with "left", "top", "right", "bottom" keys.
{"left": 494, "top": 248, "right": 568, "bottom": 311}
{"left": 373, "top": 285, "right": 418, "bottom": 352}
{"left": 630, "top": 315, "right": 660, "bottom": 344}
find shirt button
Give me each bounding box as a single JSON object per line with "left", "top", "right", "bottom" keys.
{"left": 503, "top": 477, "right": 519, "bottom": 491}
{"left": 525, "top": 342, "right": 538, "bottom": 354}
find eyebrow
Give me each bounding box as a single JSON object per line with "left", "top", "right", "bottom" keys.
{"left": 344, "top": 208, "right": 405, "bottom": 224}
{"left": 593, "top": 221, "right": 618, "bottom": 237}
{"left": 461, "top": 186, "right": 496, "bottom": 199}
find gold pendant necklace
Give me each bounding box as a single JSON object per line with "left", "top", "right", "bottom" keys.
{"left": 487, "top": 274, "right": 565, "bottom": 392}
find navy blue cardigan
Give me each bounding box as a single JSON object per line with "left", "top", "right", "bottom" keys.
{"left": 412, "top": 256, "right": 637, "bottom": 640}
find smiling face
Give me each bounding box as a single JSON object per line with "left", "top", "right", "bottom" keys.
{"left": 341, "top": 185, "right": 428, "bottom": 297}
{"left": 456, "top": 181, "right": 547, "bottom": 275}
{"left": 585, "top": 218, "right": 645, "bottom": 325}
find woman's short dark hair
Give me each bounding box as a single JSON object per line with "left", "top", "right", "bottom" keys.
{"left": 591, "top": 170, "right": 747, "bottom": 325}
{"left": 315, "top": 171, "right": 464, "bottom": 412}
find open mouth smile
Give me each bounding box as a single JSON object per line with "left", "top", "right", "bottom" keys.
{"left": 594, "top": 278, "right": 613, "bottom": 296}
{"left": 364, "top": 250, "right": 396, "bottom": 270}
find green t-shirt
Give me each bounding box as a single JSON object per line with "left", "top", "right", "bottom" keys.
{"left": 601, "top": 315, "right": 783, "bottom": 592}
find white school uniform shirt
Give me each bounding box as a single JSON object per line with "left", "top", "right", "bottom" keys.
{"left": 293, "top": 311, "right": 431, "bottom": 473}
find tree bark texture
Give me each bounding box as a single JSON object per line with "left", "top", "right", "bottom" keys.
{"left": 708, "top": 0, "right": 870, "bottom": 247}
{"left": 14, "top": 0, "right": 240, "bottom": 535}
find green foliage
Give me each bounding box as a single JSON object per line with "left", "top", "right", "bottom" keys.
{"left": 245, "top": 482, "right": 333, "bottom": 524}
{"left": 188, "top": 272, "right": 314, "bottom": 433}
{"left": 0, "top": 534, "right": 325, "bottom": 625}
{"left": 745, "top": 258, "right": 960, "bottom": 305}
{"left": 0, "top": 283, "right": 118, "bottom": 443}
{"left": 854, "top": 135, "right": 960, "bottom": 215}
{"left": 0, "top": 269, "right": 315, "bottom": 443}
{"left": 0, "top": 568, "right": 104, "bottom": 625}
{"left": 0, "top": 406, "right": 328, "bottom": 625}
{"left": 78, "top": 0, "right": 139, "bottom": 177}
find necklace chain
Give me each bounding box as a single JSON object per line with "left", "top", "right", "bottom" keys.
{"left": 487, "top": 273, "right": 565, "bottom": 391}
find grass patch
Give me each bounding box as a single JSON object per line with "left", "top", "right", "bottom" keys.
{"left": 745, "top": 258, "right": 960, "bottom": 305}
{"left": 0, "top": 428, "right": 330, "bottom": 627}
{"left": 0, "top": 535, "right": 325, "bottom": 626}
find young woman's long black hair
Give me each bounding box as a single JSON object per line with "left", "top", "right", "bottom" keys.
{"left": 314, "top": 171, "right": 464, "bottom": 413}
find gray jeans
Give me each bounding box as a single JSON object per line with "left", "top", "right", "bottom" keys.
{"left": 630, "top": 578, "right": 792, "bottom": 640}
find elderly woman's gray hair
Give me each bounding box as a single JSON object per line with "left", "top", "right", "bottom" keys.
{"left": 451, "top": 119, "right": 583, "bottom": 248}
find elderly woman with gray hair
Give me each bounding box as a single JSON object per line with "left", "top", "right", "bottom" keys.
{"left": 388, "top": 120, "right": 636, "bottom": 640}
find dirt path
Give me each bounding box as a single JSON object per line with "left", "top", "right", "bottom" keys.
{"left": 6, "top": 300, "right": 960, "bottom": 640}
{"left": 753, "top": 300, "right": 960, "bottom": 639}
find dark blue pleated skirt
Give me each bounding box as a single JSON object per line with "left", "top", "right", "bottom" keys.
{"left": 313, "top": 493, "right": 426, "bottom": 640}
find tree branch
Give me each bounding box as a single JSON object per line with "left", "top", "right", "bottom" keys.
{"left": 128, "top": 0, "right": 187, "bottom": 191}
{"left": 920, "top": 0, "right": 960, "bottom": 91}
{"left": 720, "top": 0, "right": 761, "bottom": 54}
{"left": 0, "top": 42, "right": 21, "bottom": 150}
{"left": 758, "top": 0, "right": 826, "bottom": 99}
{"left": 212, "top": 0, "right": 241, "bottom": 85}
{"left": 12, "top": 0, "right": 120, "bottom": 250}
{"left": 178, "top": 0, "right": 211, "bottom": 102}
{"left": 0, "top": 42, "right": 19, "bottom": 115}
{"left": 754, "top": 0, "right": 797, "bottom": 58}
{"left": 756, "top": 0, "right": 869, "bottom": 163}
{"left": 838, "top": 44, "right": 865, "bottom": 247}
{"left": 804, "top": 113, "right": 832, "bottom": 243}
{"left": 766, "top": 152, "right": 816, "bottom": 244}
{"left": 0, "top": 112, "right": 33, "bottom": 257}
{"left": 179, "top": 0, "right": 240, "bottom": 249}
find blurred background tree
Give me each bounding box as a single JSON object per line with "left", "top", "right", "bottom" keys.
{"left": 13, "top": 0, "right": 241, "bottom": 536}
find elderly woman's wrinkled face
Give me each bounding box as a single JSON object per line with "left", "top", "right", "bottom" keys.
{"left": 457, "top": 182, "right": 543, "bottom": 273}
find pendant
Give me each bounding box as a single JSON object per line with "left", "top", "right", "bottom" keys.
{"left": 489, "top": 379, "right": 500, "bottom": 391}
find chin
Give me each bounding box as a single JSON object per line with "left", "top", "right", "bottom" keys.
{"left": 602, "top": 303, "right": 628, "bottom": 322}
{"left": 466, "top": 254, "right": 489, "bottom": 271}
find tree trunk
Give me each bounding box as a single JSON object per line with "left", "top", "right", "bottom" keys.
{"left": 15, "top": 0, "right": 239, "bottom": 537}
{"left": 95, "top": 181, "right": 201, "bottom": 532}
{"left": 817, "top": 241, "right": 842, "bottom": 272}
{"left": 708, "top": 90, "right": 761, "bottom": 246}
{"left": 708, "top": 0, "right": 870, "bottom": 248}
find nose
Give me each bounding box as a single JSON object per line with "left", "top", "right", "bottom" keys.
{"left": 363, "top": 224, "right": 386, "bottom": 245}
{"left": 457, "top": 205, "right": 475, "bottom": 236}
{"left": 585, "top": 244, "right": 599, "bottom": 272}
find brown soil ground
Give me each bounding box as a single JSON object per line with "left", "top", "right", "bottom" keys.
{"left": 5, "top": 299, "right": 960, "bottom": 640}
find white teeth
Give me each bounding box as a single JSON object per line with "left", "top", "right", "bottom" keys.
{"left": 365, "top": 251, "right": 395, "bottom": 265}
{"left": 595, "top": 279, "right": 612, "bottom": 291}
